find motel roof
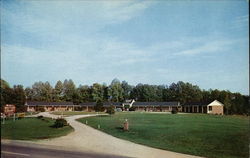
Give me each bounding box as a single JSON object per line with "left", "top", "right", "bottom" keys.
{"left": 182, "top": 101, "right": 211, "bottom": 107}
{"left": 80, "top": 102, "right": 123, "bottom": 107}
{"left": 26, "top": 101, "right": 181, "bottom": 107}
{"left": 80, "top": 102, "right": 96, "bottom": 107}
{"left": 132, "top": 102, "right": 180, "bottom": 107}
{"left": 103, "top": 102, "right": 122, "bottom": 107}
{"left": 26, "top": 101, "right": 75, "bottom": 106}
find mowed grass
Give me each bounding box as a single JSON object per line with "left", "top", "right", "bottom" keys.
{"left": 78, "top": 112, "right": 249, "bottom": 158}
{"left": 1, "top": 117, "right": 73, "bottom": 140}
{"left": 51, "top": 111, "right": 104, "bottom": 116}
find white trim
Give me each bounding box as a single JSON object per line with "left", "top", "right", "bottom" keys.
{"left": 208, "top": 100, "right": 224, "bottom": 106}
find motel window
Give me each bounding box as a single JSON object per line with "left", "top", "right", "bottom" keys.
{"left": 209, "top": 106, "right": 212, "bottom": 111}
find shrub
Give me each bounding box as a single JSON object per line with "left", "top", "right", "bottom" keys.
{"left": 124, "top": 105, "right": 130, "bottom": 111}
{"left": 37, "top": 115, "right": 43, "bottom": 119}
{"left": 129, "top": 106, "right": 136, "bottom": 111}
{"left": 171, "top": 108, "right": 178, "bottom": 114}
{"left": 36, "top": 106, "right": 45, "bottom": 112}
{"left": 74, "top": 106, "right": 83, "bottom": 111}
{"left": 106, "top": 106, "right": 115, "bottom": 115}
{"left": 94, "top": 100, "right": 105, "bottom": 112}
{"left": 17, "top": 113, "right": 25, "bottom": 119}
{"left": 52, "top": 118, "right": 68, "bottom": 128}
{"left": 16, "top": 106, "right": 27, "bottom": 113}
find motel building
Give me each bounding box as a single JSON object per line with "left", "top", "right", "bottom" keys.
{"left": 25, "top": 100, "right": 224, "bottom": 115}
{"left": 182, "top": 100, "right": 224, "bottom": 115}
{"left": 26, "top": 101, "right": 79, "bottom": 112}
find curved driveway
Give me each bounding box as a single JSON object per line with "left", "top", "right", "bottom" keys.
{"left": 24, "top": 112, "right": 203, "bottom": 158}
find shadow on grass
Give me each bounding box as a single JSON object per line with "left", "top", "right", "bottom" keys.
{"left": 97, "top": 115, "right": 110, "bottom": 118}
{"left": 115, "top": 127, "right": 123, "bottom": 131}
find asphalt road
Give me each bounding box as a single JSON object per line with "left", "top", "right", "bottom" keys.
{"left": 1, "top": 143, "right": 131, "bottom": 158}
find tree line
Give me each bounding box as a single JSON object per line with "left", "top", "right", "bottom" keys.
{"left": 1, "top": 78, "right": 249, "bottom": 115}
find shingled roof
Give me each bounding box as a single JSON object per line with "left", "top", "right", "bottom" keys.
{"left": 103, "top": 102, "right": 122, "bottom": 107}
{"left": 132, "top": 102, "right": 180, "bottom": 107}
{"left": 80, "top": 102, "right": 96, "bottom": 107}
{"left": 26, "top": 101, "right": 75, "bottom": 106}
{"left": 182, "top": 101, "right": 210, "bottom": 107}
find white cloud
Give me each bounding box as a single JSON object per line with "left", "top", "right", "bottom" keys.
{"left": 174, "top": 39, "right": 235, "bottom": 56}
{"left": 2, "top": 1, "right": 154, "bottom": 36}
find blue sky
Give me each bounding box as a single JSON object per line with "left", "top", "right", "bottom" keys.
{"left": 1, "top": 0, "right": 249, "bottom": 94}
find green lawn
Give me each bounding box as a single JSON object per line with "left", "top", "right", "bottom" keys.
{"left": 51, "top": 111, "right": 104, "bottom": 116}
{"left": 1, "top": 117, "right": 73, "bottom": 140}
{"left": 77, "top": 112, "right": 249, "bottom": 158}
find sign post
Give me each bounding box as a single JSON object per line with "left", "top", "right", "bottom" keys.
{"left": 2, "top": 114, "right": 5, "bottom": 124}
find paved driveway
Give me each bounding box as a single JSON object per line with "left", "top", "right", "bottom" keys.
{"left": 12, "top": 112, "right": 203, "bottom": 158}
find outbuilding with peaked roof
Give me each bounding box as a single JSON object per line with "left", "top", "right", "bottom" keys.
{"left": 182, "top": 100, "right": 224, "bottom": 115}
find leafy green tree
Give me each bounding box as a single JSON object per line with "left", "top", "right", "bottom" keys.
{"left": 63, "top": 79, "right": 76, "bottom": 101}
{"left": 108, "top": 79, "right": 124, "bottom": 102}
{"left": 102, "top": 83, "right": 109, "bottom": 101}
{"left": 1, "top": 79, "right": 13, "bottom": 112}
{"left": 1, "top": 79, "right": 10, "bottom": 89}
{"left": 1, "top": 78, "right": 249, "bottom": 115}
{"left": 121, "top": 81, "right": 133, "bottom": 100}
{"left": 1, "top": 79, "right": 14, "bottom": 108}
{"left": 164, "top": 81, "right": 202, "bottom": 104}
{"left": 72, "top": 91, "right": 81, "bottom": 105}
{"left": 25, "top": 87, "right": 34, "bottom": 101}
{"left": 43, "top": 81, "right": 53, "bottom": 101}
{"left": 106, "top": 105, "right": 115, "bottom": 115}
{"left": 94, "top": 100, "right": 105, "bottom": 112}
{"left": 92, "top": 83, "right": 104, "bottom": 102}
{"left": 53, "top": 80, "right": 64, "bottom": 101}
{"left": 12, "top": 85, "right": 26, "bottom": 112}
{"left": 78, "top": 85, "right": 92, "bottom": 102}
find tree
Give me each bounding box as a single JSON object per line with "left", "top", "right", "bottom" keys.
{"left": 94, "top": 100, "right": 105, "bottom": 112}
{"left": 78, "top": 85, "right": 92, "bottom": 102}
{"left": 108, "top": 79, "right": 124, "bottom": 102}
{"left": 164, "top": 81, "right": 202, "bottom": 104}
{"left": 43, "top": 81, "right": 53, "bottom": 102}
{"left": 102, "top": 83, "right": 109, "bottom": 101}
{"left": 121, "top": 81, "right": 133, "bottom": 100}
{"left": 1, "top": 79, "right": 10, "bottom": 89}
{"left": 106, "top": 105, "right": 115, "bottom": 115}
{"left": 12, "top": 85, "right": 26, "bottom": 112}
{"left": 130, "top": 84, "right": 161, "bottom": 102}
{"left": 32, "top": 81, "right": 51, "bottom": 101}
{"left": 72, "top": 91, "right": 81, "bottom": 105}
{"left": 1, "top": 79, "right": 14, "bottom": 107}
{"left": 92, "top": 83, "right": 104, "bottom": 102}
{"left": 63, "top": 79, "right": 76, "bottom": 101}
{"left": 1, "top": 78, "right": 249, "bottom": 115}
{"left": 25, "top": 87, "right": 34, "bottom": 101}
{"left": 53, "top": 80, "right": 64, "bottom": 101}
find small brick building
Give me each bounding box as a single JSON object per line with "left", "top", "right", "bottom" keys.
{"left": 182, "top": 100, "right": 224, "bottom": 115}
{"left": 207, "top": 100, "right": 224, "bottom": 115}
